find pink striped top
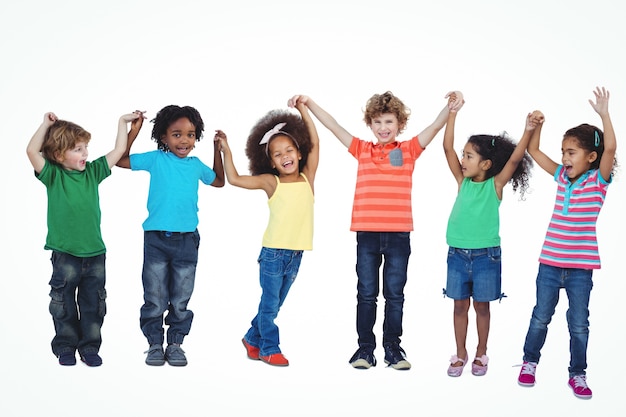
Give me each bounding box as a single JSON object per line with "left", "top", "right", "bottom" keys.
{"left": 348, "top": 136, "right": 423, "bottom": 232}
{"left": 539, "top": 166, "right": 611, "bottom": 269}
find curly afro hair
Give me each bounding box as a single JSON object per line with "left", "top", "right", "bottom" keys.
{"left": 467, "top": 133, "right": 534, "bottom": 198}
{"left": 245, "top": 109, "right": 312, "bottom": 176}
{"left": 150, "top": 105, "right": 205, "bottom": 151}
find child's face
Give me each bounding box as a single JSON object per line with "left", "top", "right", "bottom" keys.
{"left": 268, "top": 135, "right": 301, "bottom": 176}
{"left": 161, "top": 117, "right": 197, "bottom": 158}
{"left": 561, "top": 136, "right": 596, "bottom": 182}
{"left": 369, "top": 112, "right": 402, "bottom": 145}
{"left": 58, "top": 141, "right": 89, "bottom": 171}
{"left": 461, "top": 142, "right": 489, "bottom": 180}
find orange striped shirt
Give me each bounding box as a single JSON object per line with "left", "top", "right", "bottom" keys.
{"left": 348, "top": 136, "right": 424, "bottom": 232}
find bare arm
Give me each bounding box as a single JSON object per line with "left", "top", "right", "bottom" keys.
{"left": 527, "top": 113, "right": 558, "bottom": 176}
{"left": 116, "top": 111, "right": 145, "bottom": 169}
{"left": 418, "top": 91, "right": 465, "bottom": 148}
{"left": 289, "top": 98, "right": 320, "bottom": 192}
{"left": 106, "top": 112, "right": 142, "bottom": 169}
{"left": 289, "top": 95, "right": 353, "bottom": 148}
{"left": 494, "top": 111, "right": 544, "bottom": 194}
{"left": 589, "top": 86, "right": 616, "bottom": 182}
{"left": 443, "top": 107, "right": 464, "bottom": 188}
{"left": 215, "top": 130, "right": 276, "bottom": 197}
{"left": 210, "top": 137, "right": 225, "bottom": 188}
{"left": 27, "top": 112, "right": 57, "bottom": 174}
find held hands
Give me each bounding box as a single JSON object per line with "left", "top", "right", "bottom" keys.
{"left": 526, "top": 110, "right": 545, "bottom": 131}
{"left": 121, "top": 111, "right": 144, "bottom": 124}
{"left": 214, "top": 129, "right": 229, "bottom": 153}
{"left": 288, "top": 95, "right": 309, "bottom": 110}
{"left": 445, "top": 91, "right": 464, "bottom": 113}
{"left": 589, "top": 86, "right": 610, "bottom": 117}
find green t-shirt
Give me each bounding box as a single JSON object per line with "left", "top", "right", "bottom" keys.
{"left": 36, "top": 156, "right": 111, "bottom": 257}
{"left": 446, "top": 177, "right": 501, "bottom": 249}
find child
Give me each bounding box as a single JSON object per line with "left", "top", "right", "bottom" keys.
{"left": 116, "top": 105, "right": 225, "bottom": 366}
{"left": 442, "top": 96, "right": 539, "bottom": 377}
{"left": 296, "top": 91, "right": 463, "bottom": 370}
{"left": 518, "top": 87, "right": 617, "bottom": 399}
{"left": 217, "top": 98, "right": 319, "bottom": 366}
{"left": 26, "top": 110, "right": 140, "bottom": 366}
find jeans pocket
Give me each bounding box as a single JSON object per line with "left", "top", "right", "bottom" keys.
{"left": 49, "top": 288, "right": 65, "bottom": 319}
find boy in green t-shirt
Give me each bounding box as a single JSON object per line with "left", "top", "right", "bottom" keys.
{"left": 27, "top": 111, "right": 140, "bottom": 366}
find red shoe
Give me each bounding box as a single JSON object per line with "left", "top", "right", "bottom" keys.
{"left": 242, "top": 338, "right": 260, "bottom": 360}
{"left": 260, "top": 353, "right": 289, "bottom": 366}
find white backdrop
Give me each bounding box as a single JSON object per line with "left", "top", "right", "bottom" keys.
{"left": 1, "top": 1, "right": 624, "bottom": 416}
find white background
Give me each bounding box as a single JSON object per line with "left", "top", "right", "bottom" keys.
{"left": 1, "top": 1, "right": 624, "bottom": 416}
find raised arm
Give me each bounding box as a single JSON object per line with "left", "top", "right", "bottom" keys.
{"left": 26, "top": 112, "right": 57, "bottom": 174}
{"left": 589, "top": 86, "right": 616, "bottom": 182}
{"left": 442, "top": 97, "right": 464, "bottom": 187}
{"left": 417, "top": 91, "right": 464, "bottom": 148}
{"left": 289, "top": 95, "right": 353, "bottom": 148}
{"left": 527, "top": 112, "right": 558, "bottom": 176}
{"left": 290, "top": 98, "right": 320, "bottom": 191}
{"left": 494, "top": 111, "right": 544, "bottom": 192}
{"left": 116, "top": 111, "right": 145, "bottom": 169}
{"left": 210, "top": 136, "right": 225, "bottom": 188}
{"left": 215, "top": 130, "right": 276, "bottom": 197}
{"left": 106, "top": 112, "right": 142, "bottom": 169}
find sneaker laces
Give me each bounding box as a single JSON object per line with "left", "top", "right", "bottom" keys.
{"left": 519, "top": 362, "right": 536, "bottom": 376}
{"left": 571, "top": 375, "right": 589, "bottom": 389}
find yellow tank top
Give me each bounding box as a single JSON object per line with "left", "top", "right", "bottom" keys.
{"left": 262, "top": 173, "right": 314, "bottom": 250}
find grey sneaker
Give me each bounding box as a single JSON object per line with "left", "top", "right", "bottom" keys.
{"left": 165, "top": 344, "right": 187, "bottom": 366}
{"left": 145, "top": 344, "right": 165, "bottom": 366}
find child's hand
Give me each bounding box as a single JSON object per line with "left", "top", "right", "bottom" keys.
{"left": 120, "top": 111, "right": 143, "bottom": 124}
{"left": 589, "top": 86, "right": 610, "bottom": 117}
{"left": 42, "top": 112, "right": 57, "bottom": 126}
{"left": 445, "top": 91, "right": 464, "bottom": 113}
{"left": 526, "top": 110, "right": 544, "bottom": 131}
{"left": 214, "top": 129, "right": 228, "bottom": 152}
{"left": 128, "top": 110, "right": 146, "bottom": 131}
{"left": 288, "top": 95, "right": 309, "bottom": 108}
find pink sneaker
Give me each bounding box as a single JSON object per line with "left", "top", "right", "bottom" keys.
{"left": 568, "top": 375, "right": 592, "bottom": 399}
{"left": 471, "top": 355, "right": 489, "bottom": 376}
{"left": 518, "top": 361, "right": 537, "bottom": 387}
{"left": 447, "top": 355, "right": 468, "bottom": 377}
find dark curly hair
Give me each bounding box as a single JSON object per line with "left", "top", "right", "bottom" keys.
{"left": 564, "top": 123, "right": 618, "bottom": 175}
{"left": 363, "top": 91, "right": 410, "bottom": 133}
{"left": 467, "top": 133, "right": 533, "bottom": 198}
{"left": 150, "top": 105, "right": 205, "bottom": 151}
{"left": 245, "top": 109, "right": 312, "bottom": 176}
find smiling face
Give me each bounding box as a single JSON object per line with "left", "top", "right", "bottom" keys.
{"left": 58, "top": 140, "right": 89, "bottom": 171}
{"left": 161, "top": 117, "right": 197, "bottom": 158}
{"left": 268, "top": 135, "right": 301, "bottom": 176}
{"left": 369, "top": 112, "right": 403, "bottom": 145}
{"left": 561, "top": 136, "right": 596, "bottom": 182}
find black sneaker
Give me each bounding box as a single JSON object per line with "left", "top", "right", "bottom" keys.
{"left": 80, "top": 353, "right": 103, "bottom": 367}
{"left": 384, "top": 343, "right": 411, "bottom": 370}
{"left": 58, "top": 352, "right": 76, "bottom": 366}
{"left": 165, "top": 344, "right": 188, "bottom": 366}
{"left": 349, "top": 347, "right": 377, "bottom": 369}
{"left": 145, "top": 344, "right": 165, "bottom": 366}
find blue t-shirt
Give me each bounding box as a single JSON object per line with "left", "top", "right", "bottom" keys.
{"left": 130, "top": 150, "right": 216, "bottom": 232}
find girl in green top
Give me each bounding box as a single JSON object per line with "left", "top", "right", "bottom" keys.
{"left": 442, "top": 94, "right": 539, "bottom": 377}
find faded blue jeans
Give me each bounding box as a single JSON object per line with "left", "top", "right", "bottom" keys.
{"left": 48, "top": 251, "right": 106, "bottom": 357}
{"left": 140, "top": 230, "right": 200, "bottom": 346}
{"left": 244, "top": 247, "right": 303, "bottom": 356}
{"left": 355, "top": 231, "right": 411, "bottom": 351}
{"left": 522, "top": 263, "right": 593, "bottom": 377}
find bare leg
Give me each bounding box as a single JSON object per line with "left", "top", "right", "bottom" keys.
{"left": 452, "top": 298, "right": 470, "bottom": 366}
{"left": 473, "top": 300, "right": 490, "bottom": 362}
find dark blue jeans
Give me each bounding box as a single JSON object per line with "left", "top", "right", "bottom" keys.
{"left": 355, "top": 231, "right": 411, "bottom": 350}
{"left": 244, "top": 247, "right": 302, "bottom": 356}
{"left": 140, "top": 230, "right": 200, "bottom": 346}
{"left": 48, "top": 251, "right": 106, "bottom": 357}
{"left": 522, "top": 263, "right": 593, "bottom": 377}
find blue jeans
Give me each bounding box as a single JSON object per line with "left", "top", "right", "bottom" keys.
{"left": 355, "top": 231, "right": 411, "bottom": 350}
{"left": 140, "top": 230, "right": 200, "bottom": 345}
{"left": 48, "top": 251, "right": 106, "bottom": 357}
{"left": 244, "top": 247, "right": 302, "bottom": 356}
{"left": 522, "top": 263, "right": 593, "bottom": 377}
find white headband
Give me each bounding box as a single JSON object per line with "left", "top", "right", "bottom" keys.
{"left": 259, "top": 122, "right": 287, "bottom": 145}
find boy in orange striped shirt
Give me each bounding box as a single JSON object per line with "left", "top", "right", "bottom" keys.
{"left": 296, "top": 91, "right": 463, "bottom": 369}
